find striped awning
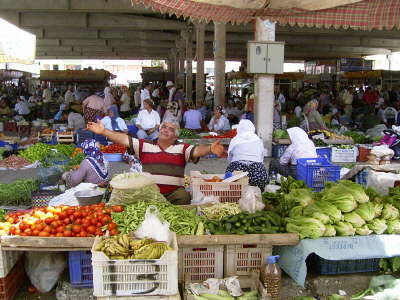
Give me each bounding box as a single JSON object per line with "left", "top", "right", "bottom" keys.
{"left": 132, "top": 0, "right": 400, "bottom": 30}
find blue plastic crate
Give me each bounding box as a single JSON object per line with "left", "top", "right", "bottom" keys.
{"left": 355, "top": 169, "right": 369, "bottom": 186}
{"left": 310, "top": 254, "right": 380, "bottom": 275}
{"left": 296, "top": 158, "right": 340, "bottom": 191}
{"left": 68, "top": 251, "right": 93, "bottom": 288}
{"left": 316, "top": 147, "right": 332, "bottom": 161}
{"left": 103, "top": 153, "right": 123, "bottom": 162}
{"left": 272, "top": 144, "right": 288, "bottom": 158}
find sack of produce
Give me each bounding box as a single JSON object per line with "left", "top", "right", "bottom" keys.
{"left": 108, "top": 172, "right": 166, "bottom": 205}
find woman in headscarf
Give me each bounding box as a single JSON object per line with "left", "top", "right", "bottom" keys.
{"left": 101, "top": 106, "right": 128, "bottom": 133}
{"left": 226, "top": 120, "right": 268, "bottom": 192}
{"left": 162, "top": 101, "right": 182, "bottom": 124}
{"left": 208, "top": 105, "right": 231, "bottom": 133}
{"left": 269, "top": 127, "right": 317, "bottom": 178}
{"left": 62, "top": 139, "right": 110, "bottom": 188}
{"left": 103, "top": 86, "right": 115, "bottom": 110}
{"left": 303, "top": 99, "right": 327, "bottom": 130}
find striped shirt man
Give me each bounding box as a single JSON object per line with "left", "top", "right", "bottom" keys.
{"left": 129, "top": 137, "right": 198, "bottom": 195}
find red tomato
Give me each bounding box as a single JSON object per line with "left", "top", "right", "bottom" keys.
{"left": 19, "top": 223, "right": 27, "bottom": 231}
{"left": 73, "top": 211, "right": 82, "bottom": 219}
{"left": 86, "top": 226, "right": 96, "bottom": 234}
{"left": 95, "top": 229, "right": 104, "bottom": 236}
{"left": 65, "top": 224, "right": 72, "bottom": 231}
{"left": 50, "top": 221, "right": 58, "bottom": 229}
{"left": 109, "top": 229, "right": 119, "bottom": 236}
{"left": 63, "top": 218, "right": 71, "bottom": 225}
{"left": 90, "top": 219, "right": 98, "bottom": 226}
{"left": 56, "top": 226, "right": 64, "bottom": 233}
{"left": 24, "top": 228, "right": 32, "bottom": 236}
{"left": 32, "top": 230, "right": 39, "bottom": 236}
{"left": 79, "top": 231, "right": 87, "bottom": 237}
{"left": 43, "top": 225, "right": 52, "bottom": 233}
{"left": 101, "top": 215, "right": 111, "bottom": 225}
{"left": 55, "top": 233, "right": 64, "bottom": 237}
{"left": 36, "top": 223, "right": 45, "bottom": 231}
{"left": 66, "top": 208, "right": 75, "bottom": 216}
{"left": 63, "top": 230, "right": 72, "bottom": 237}
{"left": 111, "top": 205, "right": 124, "bottom": 213}
{"left": 107, "top": 222, "right": 117, "bottom": 230}
{"left": 44, "top": 218, "right": 54, "bottom": 225}
{"left": 96, "top": 222, "right": 102, "bottom": 227}
{"left": 59, "top": 212, "right": 67, "bottom": 220}
{"left": 81, "top": 211, "right": 88, "bottom": 218}
{"left": 72, "top": 225, "right": 81, "bottom": 233}
{"left": 38, "top": 231, "right": 50, "bottom": 237}
{"left": 75, "top": 218, "right": 82, "bottom": 225}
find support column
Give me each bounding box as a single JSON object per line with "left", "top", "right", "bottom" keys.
{"left": 169, "top": 50, "right": 178, "bottom": 84}
{"left": 195, "top": 22, "right": 205, "bottom": 106}
{"left": 183, "top": 26, "right": 193, "bottom": 102}
{"left": 254, "top": 18, "right": 275, "bottom": 156}
{"left": 214, "top": 22, "right": 226, "bottom": 108}
{"left": 176, "top": 39, "right": 186, "bottom": 87}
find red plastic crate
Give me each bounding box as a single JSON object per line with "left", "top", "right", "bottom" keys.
{"left": 0, "top": 258, "right": 25, "bottom": 300}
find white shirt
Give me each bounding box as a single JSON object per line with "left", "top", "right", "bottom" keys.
{"left": 152, "top": 88, "right": 160, "bottom": 98}
{"left": 68, "top": 112, "right": 85, "bottom": 130}
{"left": 120, "top": 93, "right": 131, "bottom": 112}
{"left": 183, "top": 109, "right": 202, "bottom": 130}
{"left": 168, "top": 87, "right": 176, "bottom": 103}
{"left": 136, "top": 109, "right": 160, "bottom": 130}
{"left": 64, "top": 90, "right": 74, "bottom": 105}
{"left": 43, "top": 88, "right": 52, "bottom": 103}
{"left": 278, "top": 93, "right": 286, "bottom": 105}
{"left": 229, "top": 142, "right": 265, "bottom": 163}
{"left": 208, "top": 115, "right": 231, "bottom": 132}
{"left": 15, "top": 101, "right": 30, "bottom": 115}
{"left": 101, "top": 116, "right": 128, "bottom": 131}
{"left": 140, "top": 89, "right": 151, "bottom": 109}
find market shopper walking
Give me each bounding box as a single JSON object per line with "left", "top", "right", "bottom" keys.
{"left": 119, "top": 86, "right": 131, "bottom": 118}
{"left": 82, "top": 91, "right": 107, "bottom": 123}
{"left": 226, "top": 120, "right": 268, "bottom": 192}
{"left": 62, "top": 139, "right": 110, "bottom": 188}
{"left": 104, "top": 87, "right": 116, "bottom": 110}
{"left": 87, "top": 120, "right": 225, "bottom": 204}
{"left": 303, "top": 99, "right": 327, "bottom": 131}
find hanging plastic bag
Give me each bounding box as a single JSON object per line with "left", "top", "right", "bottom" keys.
{"left": 134, "top": 205, "right": 171, "bottom": 242}
{"left": 25, "top": 252, "right": 66, "bottom": 293}
{"left": 239, "top": 186, "right": 265, "bottom": 213}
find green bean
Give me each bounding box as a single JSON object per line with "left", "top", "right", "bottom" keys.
{"left": 111, "top": 200, "right": 203, "bottom": 235}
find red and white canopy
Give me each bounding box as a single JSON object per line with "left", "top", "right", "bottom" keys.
{"left": 132, "top": 0, "right": 400, "bottom": 30}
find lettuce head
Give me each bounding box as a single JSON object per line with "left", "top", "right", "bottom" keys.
{"left": 286, "top": 216, "right": 326, "bottom": 239}
{"left": 355, "top": 224, "right": 373, "bottom": 236}
{"left": 367, "top": 219, "right": 387, "bottom": 234}
{"left": 285, "top": 188, "right": 315, "bottom": 207}
{"left": 343, "top": 211, "right": 366, "bottom": 228}
{"left": 355, "top": 202, "right": 375, "bottom": 222}
{"left": 323, "top": 224, "right": 336, "bottom": 237}
{"left": 322, "top": 193, "right": 358, "bottom": 213}
{"left": 373, "top": 202, "right": 384, "bottom": 218}
{"left": 312, "top": 212, "right": 330, "bottom": 225}
{"left": 303, "top": 201, "right": 342, "bottom": 224}
{"left": 289, "top": 206, "right": 303, "bottom": 218}
{"left": 381, "top": 203, "right": 399, "bottom": 220}
{"left": 334, "top": 222, "right": 356, "bottom": 236}
{"left": 386, "top": 220, "right": 400, "bottom": 234}
{"left": 337, "top": 180, "right": 369, "bottom": 203}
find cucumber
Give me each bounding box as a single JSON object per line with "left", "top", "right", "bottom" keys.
{"left": 200, "top": 293, "right": 235, "bottom": 300}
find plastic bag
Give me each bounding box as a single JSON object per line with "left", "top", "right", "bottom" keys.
{"left": 25, "top": 252, "right": 66, "bottom": 293}
{"left": 134, "top": 205, "right": 170, "bottom": 242}
{"left": 191, "top": 192, "right": 220, "bottom": 205}
{"left": 239, "top": 186, "right": 265, "bottom": 213}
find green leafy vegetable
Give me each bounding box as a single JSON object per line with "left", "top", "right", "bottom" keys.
{"left": 334, "top": 222, "right": 356, "bottom": 236}
{"left": 285, "top": 216, "right": 326, "bottom": 239}
{"left": 367, "top": 219, "right": 387, "bottom": 234}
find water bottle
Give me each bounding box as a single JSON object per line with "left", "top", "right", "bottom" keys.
{"left": 269, "top": 170, "right": 277, "bottom": 185}
{"left": 260, "top": 255, "right": 282, "bottom": 300}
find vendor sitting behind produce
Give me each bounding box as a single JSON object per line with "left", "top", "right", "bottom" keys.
{"left": 270, "top": 127, "right": 317, "bottom": 177}
{"left": 62, "top": 139, "right": 110, "bottom": 188}
{"left": 226, "top": 120, "right": 268, "bottom": 192}
{"left": 136, "top": 99, "right": 160, "bottom": 140}
{"left": 208, "top": 105, "right": 231, "bottom": 133}
{"left": 61, "top": 110, "right": 86, "bottom": 131}
{"left": 101, "top": 106, "right": 128, "bottom": 133}
{"left": 87, "top": 120, "right": 225, "bottom": 204}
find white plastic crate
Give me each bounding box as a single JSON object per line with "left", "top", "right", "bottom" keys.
{"left": 190, "top": 171, "right": 249, "bottom": 203}
{"left": 178, "top": 246, "right": 224, "bottom": 282}
{"left": 97, "top": 293, "right": 181, "bottom": 300}
{"left": 0, "top": 248, "right": 23, "bottom": 277}
{"left": 224, "top": 244, "right": 272, "bottom": 277}
{"left": 331, "top": 147, "right": 358, "bottom": 163}
{"left": 91, "top": 233, "right": 178, "bottom": 298}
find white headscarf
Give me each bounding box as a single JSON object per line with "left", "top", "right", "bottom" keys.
{"left": 287, "top": 127, "right": 317, "bottom": 159}
{"left": 228, "top": 120, "right": 266, "bottom": 162}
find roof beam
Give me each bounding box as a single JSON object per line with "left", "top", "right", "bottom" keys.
{"left": 0, "top": 0, "right": 152, "bottom": 14}
{"left": 268, "top": 0, "right": 363, "bottom": 10}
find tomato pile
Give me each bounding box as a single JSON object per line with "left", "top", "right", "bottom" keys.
{"left": 101, "top": 144, "right": 126, "bottom": 153}
{"left": 202, "top": 129, "right": 237, "bottom": 139}
{"left": 4, "top": 203, "right": 124, "bottom": 237}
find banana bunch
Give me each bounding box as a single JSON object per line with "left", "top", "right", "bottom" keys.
{"left": 94, "top": 234, "right": 172, "bottom": 260}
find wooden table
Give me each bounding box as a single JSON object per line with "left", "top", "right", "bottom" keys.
{"left": 0, "top": 233, "right": 299, "bottom": 251}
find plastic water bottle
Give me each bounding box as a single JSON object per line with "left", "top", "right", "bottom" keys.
{"left": 260, "top": 255, "right": 282, "bottom": 300}
{"left": 269, "top": 171, "right": 277, "bottom": 185}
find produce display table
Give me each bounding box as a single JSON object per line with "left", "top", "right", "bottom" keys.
{"left": 275, "top": 235, "right": 400, "bottom": 287}
{"left": 0, "top": 233, "right": 299, "bottom": 251}
{"left": 179, "top": 138, "right": 232, "bottom": 145}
